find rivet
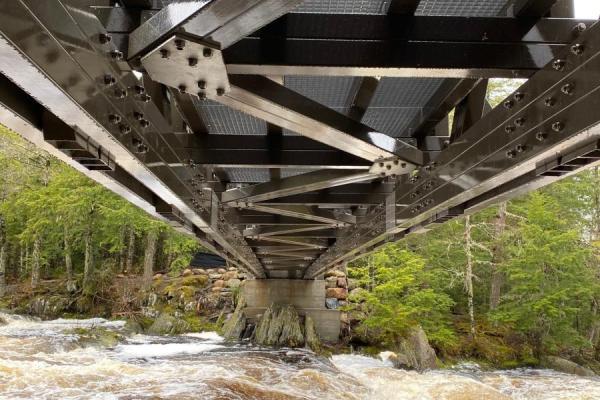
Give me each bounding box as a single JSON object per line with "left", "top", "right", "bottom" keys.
{"left": 140, "top": 119, "right": 150, "bottom": 128}
{"left": 98, "top": 33, "right": 112, "bottom": 44}
{"left": 393, "top": 160, "right": 399, "bottom": 165}
{"left": 103, "top": 74, "right": 116, "bottom": 86}
{"left": 160, "top": 49, "right": 169, "bottom": 59}
{"left": 571, "top": 43, "right": 585, "bottom": 55}
{"left": 119, "top": 124, "right": 131, "bottom": 134}
{"left": 514, "top": 117, "right": 525, "bottom": 127}
{"left": 503, "top": 100, "right": 514, "bottom": 109}
{"left": 197, "top": 91, "right": 207, "bottom": 100}
{"left": 506, "top": 150, "right": 516, "bottom": 159}
{"left": 197, "top": 80, "right": 207, "bottom": 90}
{"left": 505, "top": 125, "right": 515, "bottom": 134}
{"left": 515, "top": 144, "right": 525, "bottom": 153}
{"left": 401, "top": 162, "right": 407, "bottom": 168}
{"left": 380, "top": 172, "right": 386, "bottom": 177}
{"left": 188, "top": 57, "right": 198, "bottom": 67}
{"left": 544, "top": 97, "right": 556, "bottom": 107}
{"left": 133, "top": 111, "right": 144, "bottom": 121}
{"left": 386, "top": 165, "right": 392, "bottom": 170}
{"left": 379, "top": 162, "right": 384, "bottom": 167}
{"left": 552, "top": 59, "right": 565, "bottom": 71}
{"left": 552, "top": 121, "right": 564, "bottom": 132}
{"left": 514, "top": 92, "right": 525, "bottom": 102}
{"left": 216, "top": 87, "right": 225, "bottom": 96}
{"left": 572, "top": 23, "right": 587, "bottom": 35}
{"left": 174, "top": 39, "right": 185, "bottom": 50}
{"left": 203, "top": 47, "right": 213, "bottom": 58}
{"left": 109, "top": 50, "right": 123, "bottom": 60}
{"left": 561, "top": 83, "right": 575, "bottom": 95}
{"left": 108, "top": 114, "right": 121, "bottom": 124}
{"left": 141, "top": 94, "right": 151, "bottom": 103}
{"left": 178, "top": 84, "right": 187, "bottom": 93}
{"left": 535, "top": 132, "right": 546, "bottom": 142}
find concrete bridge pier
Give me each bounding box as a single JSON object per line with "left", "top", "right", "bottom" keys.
{"left": 241, "top": 280, "right": 341, "bottom": 342}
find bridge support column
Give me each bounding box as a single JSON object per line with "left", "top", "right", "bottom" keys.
{"left": 242, "top": 280, "right": 341, "bottom": 342}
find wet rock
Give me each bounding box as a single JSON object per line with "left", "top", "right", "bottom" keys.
{"left": 326, "top": 287, "right": 348, "bottom": 300}
{"left": 181, "top": 269, "right": 193, "bottom": 277}
{"left": 336, "top": 278, "right": 347, "bottom": 288}
{"left": 123, "top": 319, "right": 144, "bottom": 334}
{"left": 305, "top": 315, "right": 321, "bottom": 351}
{"left": 217, "top": 268, "right": 227, "bottom": 274}
{"left": 222, "top": 297, "right": 246, "bottom": 341}
{"left": 241, "top": 322, "right": 255, "bottom": 340}
{"left": 226, "top": 278, "right": 241, "bottom": 288}
{"left": 72, "top": 327, "right": 125, "bottom": 348}
{"left": 254, "top": 304, "right": 305, "bottom": 347}
{"left": 325, "top": 298, "right": 339, "bottom": 309}
{"left": 543, "top": 356, "right": 596, "bottom": 377}
{"left": 391, "top": 326, "right": 438, "bottom": 371}
{"left": 29, "top": 296, "right": 70, "bottom": 318}
{"left": 147, "top": 313, "right": 190, "bottom": 335}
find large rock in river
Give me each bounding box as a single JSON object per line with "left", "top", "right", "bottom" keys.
{"left": 389, "top": 326, "right": 438, "bottom": 371}
{"left": 254, "top": 303, "right": 305, "bottom": 347}
{"left": 543, "top": 356, "right": 596, "bottom": 377}
{"left": 147, "top": 313, "right": 190, "bottom": 335}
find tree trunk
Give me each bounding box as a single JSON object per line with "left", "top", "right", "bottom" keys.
{"left": 19, "top": 245, "right": 24, "bottom": 278}
{"left": 64, "top": 227, "right": 73, "bottom": 281}
{"left": 118, "top": 225, "right": 127, "bottom": 273}
{"left": 83, "top": 228, "right": 94, "bottom": 287}
{"left": 125, "top": 228, "right": 135, "bottom": 274}
{"left": 0, "top": 241, "right": 7, "bottom": 296}
{"left": 464, "top": 216, "right": 476, "bottom": 339}
{"left": 31, "top": 237, "right": 41, "bottom": 288}
{"left": 143, "top": 230, "right": 158, "bottom": 288}
{"left": 489, "top": 202, "right": 507, "bottom": 310}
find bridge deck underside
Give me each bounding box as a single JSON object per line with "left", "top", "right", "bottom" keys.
{"left": 1, "top": 0, "right": 599, "bottom": 279}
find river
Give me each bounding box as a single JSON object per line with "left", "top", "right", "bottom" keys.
{"left": 0, "top": 313, "right": 599, "bottom": 399}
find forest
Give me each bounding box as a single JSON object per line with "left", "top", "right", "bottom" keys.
{"left": 0, "top": 80, "right": 598, "bottom": 370}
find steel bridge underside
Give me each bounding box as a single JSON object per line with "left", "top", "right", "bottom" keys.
{"left": 1, "top": 0, "right": 599, "bottom": 280}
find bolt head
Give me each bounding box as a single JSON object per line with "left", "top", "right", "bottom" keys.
{"left": 134, "top": 85, "right": 145, "bottom": 95}
{"left": 141, "top": 94, "right": 151, "bottom": 103}
{"left": 174, "top": 39, "right": 185, "bottom": 50}
{"left": 119, "top": 124, "right": 131, "bottom": 134}
{"left": 552, "top": 121, "right": 564, "bottom": 132}
{"left": 108, "top": 114, "right": 121, "bottom": 124}
{"left": 552, "top": 59, "right": 566, "bottom": 71}
{"left": 110, "top": 50, "right": 123, "bottom": 60}
{"left": 515, "top": 144, "right": 525, "bottom": 153}
{"left": 197, "top": 80, "right": 207, "bottom": 90}
{"left": 216, "top": 87, "right": 225, "bottom": 96}
{"left": 160, "top": 49, "right": 169, "bottom": 59}
{"left": 514, "top": 92, "right": 525, "bottom": 102}
{"left": 133, "top": 111, "right": 144, "bottom": 121}
{"left": 98, "top": 33, "right": 112, "bottom": 44}
{"left": 188, "top": 57, "right": 198, "bottom": 67}
{"left": 535, "top": 132, "right": 546, "bottom": 142}
{"left": 544, "top": 97, "right": 556, "bottom": 107}
{"left": 197, "top": 91, "right": 207, "bottom": 100}
{"left": 140, "top": 119, "right": 150, "bottom": 128}
{"left": 178, "top": 84, "right": 187, "bottom": 93}
{"left": 515, "top": 117, "right": 525, "bottom": 127}
{"left": 114, "top": 88, "right": 126, "bottom": 99}
{"left": 571, "top": 43, "right": 585, "bottom": 55}
{"left": 572, "top": 22, "right": 587, "bottom": 35}
{"left": 503, "top": 100, "right": 514, "bottom": 109}
{"left": 103, "top": 74, "right": 116, "bottom": 86}
{"left": 561, "top": 83, "right": 575, "bottom": 95}
{"left": 505, "top": 125, "right": 515, "bottom": 134}
{"left": 506, "top": 150, "right": 516, "bottom": 159}
{"left": 203, "top": 47, "right": 213, "bottom": 58}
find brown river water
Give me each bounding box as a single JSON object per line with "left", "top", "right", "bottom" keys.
{"left": 0, "top": 312, "right": 599, "bottom": 399}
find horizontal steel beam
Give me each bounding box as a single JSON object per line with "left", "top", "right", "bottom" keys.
{"left": 218, "top": 75, "right": 423, "bottom": 164}
{"left": 221, "top": 170, "right": 377, "bottom": 203}
{"left": 244, "top": 225, "right": 334, "bottom": 238}
{"left": 238, "top": 204, "right": 355, "bottom": 226}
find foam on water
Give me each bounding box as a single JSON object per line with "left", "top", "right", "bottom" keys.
{"left": 1, "top": 313, "right": 600, "bottom": 399}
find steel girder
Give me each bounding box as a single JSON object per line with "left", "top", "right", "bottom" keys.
{"left": 304, "top": 18, "right": 600, "bottom": 278}
{"left": 2, "top": 0, "right": 600, "bottom": 280}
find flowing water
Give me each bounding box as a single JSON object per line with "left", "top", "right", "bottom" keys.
{"left": 0, "top": 313, "right": 599, "bottom": 400}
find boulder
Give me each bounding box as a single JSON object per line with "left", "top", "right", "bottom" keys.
{"left": 336, "top": 278, "right": 347, "bottom": 288}
{"left": 325, "top": 279, "right": 337, "bottom": 289}
{"left": 325, "top": 270, "right": 346, "bottom": 278}
{"left": 326, "top": 287, "right": 348, "bottom": 300}
{"left": 209, "top": 273, "right": 223, "bottom": 280}
{"left": 226, "top": 278, "right": 242, "bottom": 288}
{"left": 304, "top": 316, "right": 321, "bottom": 351}
{"left": 254, "top": 304, "right": 305, "bottom": 347}
{"left": 217, "top": 268, "right": 227, "bottom": 274}
{"left": 222, "top": 271, "right": 238, "bottom": 281}
{"left": 543, "top": 356, "right": 596, "bottom": 377}
{"left": 222, "top": 298, "right": 246, "bottom": 341}
{"left": 325, "top": 298, "right": 339, "bottom": 309}
{"left": 181, "top": 268, "right": 193, "bottom": 277}
{"left": 206, "top": 268, "right": 217, "bottom": 274}
{"left": 349, "top": 287, "right": 368, "bottom": 300}
{"left": 147, "top": 313, "right": 190, "bottom": 335}
{"left": 192, "top": 268, "right": 208, "bottom": 275}
{"left": 213, "top": 280, "right": 225, "bottom": 288}
{"left": 391, "top": 326, "right": 438, "bottom": 371}
{"left": 227, "top": 267, "right": 237, "bottom": 272}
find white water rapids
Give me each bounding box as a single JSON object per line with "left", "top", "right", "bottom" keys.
{"left": 0, "top": 313, "right": 599, "bottom": 399}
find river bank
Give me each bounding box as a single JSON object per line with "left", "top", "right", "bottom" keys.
{"left": 0, "top": 311, "right": 599, "bottom": 399}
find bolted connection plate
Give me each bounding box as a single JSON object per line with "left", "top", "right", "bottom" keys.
{"left": 369, "top": 157, "right": 413, "bottom": 177}
{"left": 141, "top": 35, "right": 230, "bottom": 99}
